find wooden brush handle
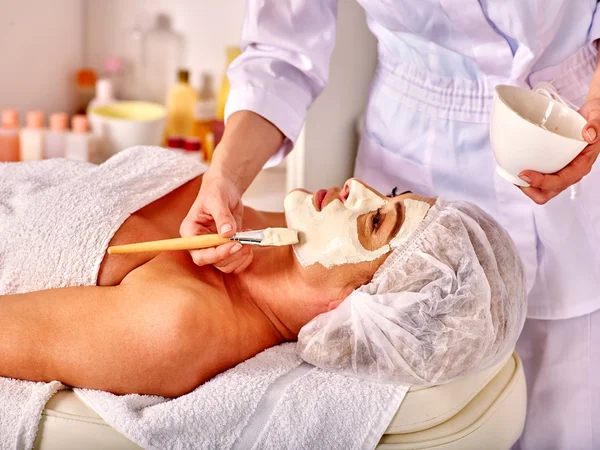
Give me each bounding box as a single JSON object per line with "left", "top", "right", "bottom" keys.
{"left": 107, "top": 234, "right": 232, "bottom": 254}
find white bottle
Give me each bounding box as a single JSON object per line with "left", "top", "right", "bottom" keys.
{"left": 45, "top": 113, "right": 68, "bottom": 158}
{"left": 88, "top": 78, "right": 115, "bottom": 112}
{"left": 65, "top": 115, "right": 97, "bottom": 163}
{"left": 20, "top": 111, "right": 45, "bottom": 161}
{"left": 142, "top": 13, "right": 184, "bottom": 103}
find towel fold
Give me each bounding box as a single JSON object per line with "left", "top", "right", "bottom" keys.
{"left": 0, "top": 379, "right": 65, "bottom": 450}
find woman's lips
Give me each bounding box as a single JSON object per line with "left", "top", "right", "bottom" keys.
{"left": 313, "top": 189, "right": 327, "bottom": 211}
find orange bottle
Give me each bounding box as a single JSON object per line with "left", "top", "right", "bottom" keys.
{"left": 193, "top": 73, "right": 216, "bottom": 161}
{"left": 76, "top": 68, "right": 97, "bottom": 115}
{"left": 0, "top": 109, "right": 20, "bottom": 162}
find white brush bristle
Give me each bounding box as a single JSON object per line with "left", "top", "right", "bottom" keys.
{"left": 260, "top": 228, "right": 299, "bottom": 246}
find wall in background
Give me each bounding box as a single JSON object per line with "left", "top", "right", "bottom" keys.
{"left": 84, "top": 0, "right": 245, "bottom": 96}
{"left": 85, "top": 0, "right": 377, "bottom": 190}
{"left": 294, "top": 1, "right": 377, "bottom": 191}
{"left": 0, "top": 0, "right": 83, "bottom": 121}
{"left": 0, "top": 0, "right": 376, "bottom": 202}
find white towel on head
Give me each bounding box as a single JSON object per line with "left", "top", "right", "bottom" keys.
{"left": 0, "top": 147, "right": 206, "bottom": 450}
{"left": 75, "top": 343, "right": 408, "bottom": 450}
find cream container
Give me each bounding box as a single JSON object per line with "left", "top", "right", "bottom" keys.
{"left": 490, "top": 85, "right": 588, "bottom": 187}
{"left": 88, "top": 101, "right": 166, "bottom": 157}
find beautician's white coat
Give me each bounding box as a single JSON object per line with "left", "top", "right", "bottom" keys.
{"left": 224, "top": 1, "right": 600, "bottom": 448}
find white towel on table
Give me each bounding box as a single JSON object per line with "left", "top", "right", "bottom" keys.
{"left": 75, "top": 343, "right": 408, "bottom": 450}
{"left": 0, "top": 147, "right": 408, "bottom": 450}
{"left": 0, "top": 379, "right": 64, "bottom": 450}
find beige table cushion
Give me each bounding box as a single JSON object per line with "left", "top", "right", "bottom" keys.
{"left": 34, "top": 353, "right": 525, "bottom": 450}
{"left": 378, "top": 353, "right": 526, "bottom": 449}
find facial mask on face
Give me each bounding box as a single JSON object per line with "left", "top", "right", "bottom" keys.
{"left": 284, "top": 180, "right": 388, "bottom": 268}
{"left": 284, "top": 181, "right": 432, "bottom": 269}
{"left": 390, "top": 199, "right": 431, "bottom": 248}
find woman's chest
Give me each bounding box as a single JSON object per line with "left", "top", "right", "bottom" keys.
{"left": 97, "top": 178, "right": 201, "bottom": 286}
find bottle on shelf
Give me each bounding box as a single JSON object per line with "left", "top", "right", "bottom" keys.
{"left": 141, "top": 13, "right": 184, "bottom": 103}
{"left": 65, "top": 115, "right": 97, "bottom": 163}
{"left": 88, "top": 78, "right": 116, "bottom": 112}
{"left": 167, "top": 135, "right": 185, "bottom": 156}
{"left": 45, "top": 113, "right": 69, "bottom": 159}
{"left": 212, "top": 46, "right": 241, "bottom": 150}
{"left": 211, "top": 119, "right": 224, "bottom": 150}
{"left": 165, "top": 69, "right": 197, "bottom": 142}
{"left": 104, "top": 56, "right": 124, "bottom": 99}
{"left": 193, "top": 73, "right": 216, "bottom": 161}
{"left": 75, "top": 68, "right": 97, "bottom": 115}
{"left": 20, "top": 111, "right": 45, "bottom": 162}
{"left": 216, "top": 46, "right": 242, "bottom": 121}
{"left": 0, "top": 109, "right": 20, "bottom": 162}
{"left": 183, "top": 137, "right": 202, "bottom": 162}
{"left": 204, "top": 131, "right": 215, "bottom": 163}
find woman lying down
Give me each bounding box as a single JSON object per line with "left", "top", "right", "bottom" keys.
{"left": 0, "top": 146, "right": 526, "bottom": 398}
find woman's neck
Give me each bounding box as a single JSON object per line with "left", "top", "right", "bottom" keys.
{"left": 226, "top": 246, "right": 335, "bottom": 341}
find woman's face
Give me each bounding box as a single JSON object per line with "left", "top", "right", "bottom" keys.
{"left": 284, "top": 178, "right": 436, "bottom": 299}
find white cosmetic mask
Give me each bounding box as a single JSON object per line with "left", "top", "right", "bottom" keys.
{"left": 390, "top": 199, "right": 431, "bottom": 247}
{"left": 284, "top": 181, "right": 432, "bottom": 269}
{"left": 284, "top": 180, "right": 388, "bottom": 268}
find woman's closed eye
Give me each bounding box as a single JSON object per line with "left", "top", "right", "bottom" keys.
{"left": 371, "top": 209, "right": 384, "bottom": 232}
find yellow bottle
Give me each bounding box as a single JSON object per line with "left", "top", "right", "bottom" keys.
{"left": 165, "top": 69, "right": 196, "bottom": 142}
{"left": 216, "top": 47, "right": 242, "bottom": 121}
{"left": 193, "top": 73, "right": 216, "bottom": 161}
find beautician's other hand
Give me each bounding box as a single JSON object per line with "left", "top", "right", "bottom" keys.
{"left": 518, "top": 98, "right": 600, "bottom": 204}
{"left": 180, "top": 170, "right": 253, "bottom": 273}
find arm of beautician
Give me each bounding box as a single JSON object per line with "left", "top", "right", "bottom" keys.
{"left": 178, "top": 112, "right": 287, "bottom": 270}
{"left": 107, "top": 228, "right": 298, "bottom": 255}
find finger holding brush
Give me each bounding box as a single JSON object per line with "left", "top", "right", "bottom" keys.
{"left": 205, "top": 242, "right": 251, "bottom": 274}
{"left": 180, "top": 172, "right": 250, "bottom": 271}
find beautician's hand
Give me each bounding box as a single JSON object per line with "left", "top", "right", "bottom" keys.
{"left": 518, "top": 98, "right": 600, "bottom": 204}
{"left": 180, "top": 170, "right": 254, "bottom": 273}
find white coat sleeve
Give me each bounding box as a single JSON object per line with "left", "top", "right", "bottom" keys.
{"left": 224, "top": 0, "right": 339, "bottom": 166}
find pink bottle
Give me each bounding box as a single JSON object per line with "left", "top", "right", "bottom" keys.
{"left": 104, "top": 56, "right": 123, "bottom": 98}
{"left": 45, "top": 113, "right": 69, "bottom": 158}
{"left": 0, "top": 109, "right": 20, "bottom": 162}
{"left": 65, "top": 115, "right": 98, "bottom": 163}
{"left": 20, "top": 111, "right": 45, "bottom": 162}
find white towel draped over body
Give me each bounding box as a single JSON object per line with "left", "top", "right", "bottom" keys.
{"left": 0, "top": 147, "right": 408, "bottom": 450}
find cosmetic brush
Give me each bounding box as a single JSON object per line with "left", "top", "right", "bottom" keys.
{"left": 107, "top": 228, "right": 298, "bottom": 255}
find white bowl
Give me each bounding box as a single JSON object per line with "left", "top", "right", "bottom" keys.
{"left": 490, "top": 85, "right": 587, "bottom": 187}
{"left": 88, "top": 101, "right": 167, "bottom": 157}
